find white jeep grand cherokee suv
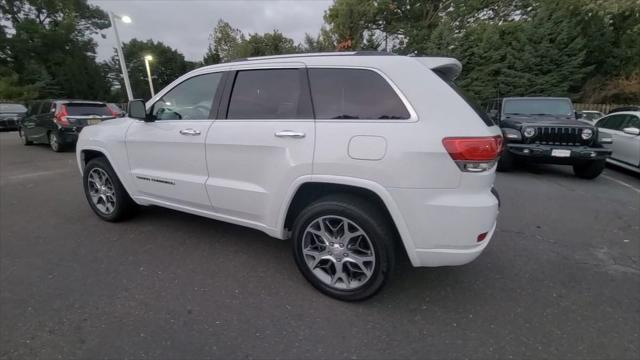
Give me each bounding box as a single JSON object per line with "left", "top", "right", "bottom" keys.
{"left": 77, "top": 52, "right": 502, "bottom": 301}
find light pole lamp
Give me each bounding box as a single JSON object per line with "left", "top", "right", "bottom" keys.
{"left": 108, "top": 12, "right": 134, "bottom": 101}
{"left": 144, "top": 55, "right": 155, "bottom": 97}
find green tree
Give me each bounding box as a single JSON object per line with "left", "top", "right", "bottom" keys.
{"left": 0, "top": 0, "right": 111, "bottom": 100}
{"left": 107, "top": 39, "right": 197, "bottom": 101}
{"left": 235, "top": 30, "right": 298, "bottom": 58}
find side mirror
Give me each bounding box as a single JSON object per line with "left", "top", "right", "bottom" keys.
{"left": 575, "top": 111, "right": 583, "bottom": 119}
{"left": 622, "top": 127, "right": 640, "bottom": 136}
{"left": 127, "top": 100, "right": 153, "bottom": 122}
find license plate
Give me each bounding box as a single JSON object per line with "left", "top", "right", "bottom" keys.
{"left": 87, "top": 118, "right": 101, "bottom": 125}
{"left": 551, "top": 149, "right": 571, "bottom": 157}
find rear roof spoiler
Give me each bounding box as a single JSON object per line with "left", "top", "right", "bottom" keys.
{"left": 414, "top": 57, "right": 462, "bottom": 81}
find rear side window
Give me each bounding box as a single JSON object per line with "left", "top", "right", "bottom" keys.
{"left": 65, "top": 103, "right": 111, "bottom": 116}
{"left": 308, "top": 68, "right": 410, "bottom": 120}
{"left": 39, "top": 101, "right": 52, "bottom": 115}
{"left": 227, "top": 69, "right": 311, "bottom": 119}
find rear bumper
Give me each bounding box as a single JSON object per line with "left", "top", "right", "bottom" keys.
{"left": 387, "top": 185, "right": 499, "bottom": 267}
{"left": 58, "top": 128, "right": 81, "bottom": 144}
{"left": 507, "top": 143, "right": 611, "bottom": 162}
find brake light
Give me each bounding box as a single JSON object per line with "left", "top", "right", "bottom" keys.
{"left": 442, "top": 135, "right": 503, "bottom": 172}
{"left": 54, "top": 105, "right": 69, "bottom": 126}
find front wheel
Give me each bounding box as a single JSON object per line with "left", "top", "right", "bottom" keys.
{"left": 573, "top": 159, "right": 606, "bottom": 179}
{"left": 19, "top": 128, "right": 33, "bottom": 145}
{"left": 497, "top": 150, "right": 516, "bottom": 172}
{"left": 83, "top": 157, "right": 137, "bottom": 222}
{"left": 292, "top": 194, "right": 396, "bottom": 301}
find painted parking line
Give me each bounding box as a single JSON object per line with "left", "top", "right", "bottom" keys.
{"left": 602, "top": 174, "right": 640, "bottom": 194}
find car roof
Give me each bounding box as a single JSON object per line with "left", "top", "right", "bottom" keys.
{"left": 193, "top": 52, "right": 462, "bottom": 80}
{"left": 603, "top": 111, "right": 640, "bottom": 117}
{"left": 502, "top": 97, "right": 571, "bottom": 100}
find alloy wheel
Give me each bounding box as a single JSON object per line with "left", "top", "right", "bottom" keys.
{"left": 49, "top": 133, "right": 59, "bottom": 151}
{"left": 87, "top": 168, "right": 116, "bottom": 214}
{"left": 301, "top": 215, "right": 376, "bottom": 290}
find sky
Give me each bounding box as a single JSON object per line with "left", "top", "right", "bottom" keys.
{"left": 89, "top": 0, "right": 332, "bottom": 61}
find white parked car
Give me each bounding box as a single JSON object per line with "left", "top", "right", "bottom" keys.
{"left": 595, "top": 111, "right": 640, "bottom": 172}
{"left": 76, "top": 52, "right": 502, "bottom": 300}
{"left": 579, "top": 110, "right": 605, "bottom": 124}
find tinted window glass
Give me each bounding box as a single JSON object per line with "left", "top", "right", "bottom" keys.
{"left": 227, "top": 69, "right": 309, "bottom": 119}
{"left": 625, "top": 115, "right": 640, "bottom": 128}
{"left": 39, "top": 101, "right": 52, "bottom": 115}
{"left": 65, "top": 103, "right": 111, "bottom": 116}
{"left": 153, "top": 72, "right": 222, "bottom": 120}
{"left": 598, "top": 115, "right": 626, "bottom": 130}
{"left": 309, "top": 68, "right": 410, "bottom": 120}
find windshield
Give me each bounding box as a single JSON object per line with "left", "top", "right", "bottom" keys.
{"left": 65, "top": 103, "right": 111, "bottom": 116}
{"left": 0, "top": 104, "right": 27, "bottom": 113}
{"left": 582, "top": 112, "right": 603, "bottom": 121}
{"left": 503, "top": 99, "right": 573, "bottom": 116}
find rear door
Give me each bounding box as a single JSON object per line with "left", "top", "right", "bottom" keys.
{"left": 125, "top": 71, "right": 225, "bottom": 210}
{"left": 205, "top": 63, "right": 314, "bottom": 229}
{"left": 21, "top": 101, "right": 41, "bottom": 138}
{"left": 615, "top": 115, "right": 640, "bottom": 166}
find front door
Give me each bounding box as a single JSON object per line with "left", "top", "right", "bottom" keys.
{"left": 125, "top": 71, "right": 225, "bottom": 210}
{"left": 205, "top": 64, "right": 315, "bottom": 229}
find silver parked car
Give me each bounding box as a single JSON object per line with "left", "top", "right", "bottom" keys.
{"left": 595, "top": 111, "right": 640, "bottom": 172}
{"left": 579, "top": 110, "right": 604, "bottom": 125}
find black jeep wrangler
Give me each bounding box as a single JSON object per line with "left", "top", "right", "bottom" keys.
{"left": 485, "top": 97, "right": 612, "bottom": 179}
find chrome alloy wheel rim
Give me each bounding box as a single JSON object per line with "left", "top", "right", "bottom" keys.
{"left": 87, "top": 168, "right": 116, "bottom": 214}
{"left": 49, "top": 133, "right": 58, "bottom": 151}
{"left": 302, "top": 216, "right": 376, "bottom": 290}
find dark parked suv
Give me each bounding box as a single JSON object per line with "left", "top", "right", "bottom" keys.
{"left": 19, "top": 100, "right": 116, "bottom": 152}
{"left": 0, "top": 103, "right": 27, "bottom": 131}
{"left": 484, "top": 97, "right": 612, "bottom": 179}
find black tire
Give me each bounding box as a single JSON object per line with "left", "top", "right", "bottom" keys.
{"left": 292, "top": 194, "right": 396, "bottom": 301}
{"left": 83, "top": 157, "right": 137, "bottom": 222}
{"left": 48, "top": 131, "right": 64, "bottom": 152}
{"left": 573, "top": 159, "right": 606, "bottom": 179}
{"left": 19, "top": 128, "right": 33, "bottom": 145}
{"left": 497, "top": 150, "right": 515, "bottom": 172}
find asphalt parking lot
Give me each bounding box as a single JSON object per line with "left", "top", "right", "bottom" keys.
{"left": 1, "top": 130, "right": 638, "bottom": 359}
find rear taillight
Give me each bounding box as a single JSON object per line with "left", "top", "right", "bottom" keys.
{"left": 54, "top": 105, "right": 69, "bottom": 126}
{"left": 442, "top": 135, "right": 503, "bottom": 172}
{"left": 108, "top": 107, "right": 118, "bottom": 117}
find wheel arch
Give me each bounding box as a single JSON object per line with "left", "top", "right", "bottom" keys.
{"left": 78, "top": 146, "right": 138, "bottom": 202}
{"left": 278, "top": 176, "right": 419, "bottom": 265}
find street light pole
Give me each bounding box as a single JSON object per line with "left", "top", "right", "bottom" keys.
{"left": 144, "top": 55, "right": 155, "bottom": 97}
{"left": 108, "top": 11, "right": 133, "bottom": 101}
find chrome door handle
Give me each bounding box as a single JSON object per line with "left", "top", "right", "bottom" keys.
{"left": 179, "top": 128, "right": 201, "bottom": 136}
{"left": 275, "top": 130, "right": 305, "bottom": 138}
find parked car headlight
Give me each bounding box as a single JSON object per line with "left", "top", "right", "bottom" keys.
{"left": 523, "top": 127, "right": 536, "bottom": 138}
{"left": 581, "top": 128, "right": 593, "bottom": 140}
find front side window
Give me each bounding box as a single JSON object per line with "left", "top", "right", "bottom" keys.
{"left": 227, "top": 69, "right": 310, "bottom": 119}
{"left": 597, "top": 115, "right": 626, "bottom": 130}
{"left": 153, "top": 72, "right": 223, "bottom": 120}
{"left": 308, "top": 68, "right": 410, "bottom": 120}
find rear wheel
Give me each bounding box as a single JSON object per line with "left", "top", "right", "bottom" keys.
{"left": 48, "top": 132, "right": 64, "bottom": 152}
{"left": 83, "top": 157, "right": 137, "bottom": 222}
{"left": 292, "top": 194, "right": 395, "bottom": 301}
{"left": 19, "top": 128, "right": 33, "bottom": 145}
{"left": 573, "top": 159, "right": 606, "bottom": 179}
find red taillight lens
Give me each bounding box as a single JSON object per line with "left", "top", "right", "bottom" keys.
{"left": 54, "top": 105, "right": 69, "bottom": 126}
{"left": 442, "top": 135, "right": 503, "bottom": 161}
